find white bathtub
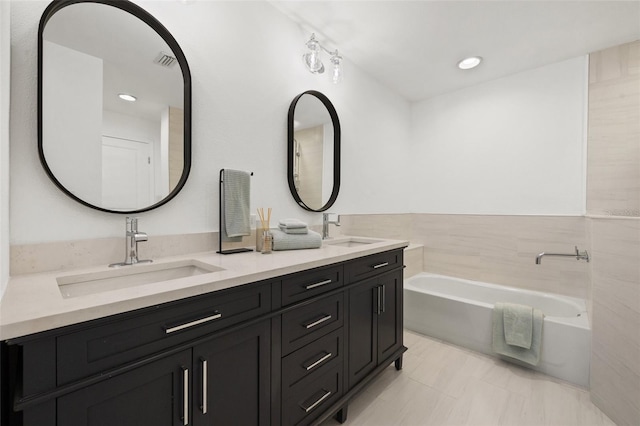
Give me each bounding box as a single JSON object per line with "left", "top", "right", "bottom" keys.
{"left": 404, "top": 273, "right": 591, "bottom": 387}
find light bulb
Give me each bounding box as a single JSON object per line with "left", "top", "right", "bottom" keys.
{"left": 457, "top": 56, "right": 482, "bottom": 70}
{"left": 330, "top": 53, "right": 343, "bottom": 84}
{"left": 303, "top": 34, "right": 324, "bottom": 74}
{"left": 118, "top": 93, "right": 137, "bottom": 102}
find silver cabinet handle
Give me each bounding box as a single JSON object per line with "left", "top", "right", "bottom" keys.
{"left": 182, "top": 366, "right": 189, "bottom": 426}
{"left": 201, "top": 358, "right": 208, "bottom": 414}
{"left": 381, "top": 284, "right": 386, "bottom": 314}
{"left": 165, "top": 312, "right": 222, "bottom": 334}
{"left": 372, "top": 262, "right": 389, "bottom": 269}
{"left": 375, "top": 286, "right": 382, "bottom": 315}
{"left": 305, "top": 279, "right": 332, "bottom": 290}
{"left": 304, "top": 352, "right": 333, "bottom": 371}
{"left": 302, "top": 390, "right": 332, "bottom": 413}
{"left": 304, "top": 314, "right": 332, "bottom": 329}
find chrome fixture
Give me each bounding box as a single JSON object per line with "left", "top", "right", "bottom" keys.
{"left": 302, "top": 33, "right": 344, "bottom": 84}
{"left": 110, "top": 217, "right": 152, "bottom": 267}
{"left": 535, "top": 246, "right": 589, "bottom": 265}
{"left": 322, "top": 212, "right": 341, "bottom": 239}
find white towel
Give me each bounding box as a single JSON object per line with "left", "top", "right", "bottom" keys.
{"left": 222, "top": 169, "right": 251, "bottom": 242}
{"left": 271, "top": 229, "right": 322, "bottom": 251}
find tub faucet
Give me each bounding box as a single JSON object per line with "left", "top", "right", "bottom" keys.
{"left": 535, "top": 246, "right": 589, "bottom": 265}
{"left": 110, "top": 217, "right": 152, "bottom": 267}
{"left": 322, "top": 213, "right": 341, "bottom": 239}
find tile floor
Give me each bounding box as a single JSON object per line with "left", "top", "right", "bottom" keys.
{"left": 323, "top": 330, "right": 615, "bottom": 426}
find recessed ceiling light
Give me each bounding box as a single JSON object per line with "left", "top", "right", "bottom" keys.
{"left": 118, "top": 93, "right": 137, "bottom": 102}
{"left": 457, "top": 56, "right": 482, "bottom": 70}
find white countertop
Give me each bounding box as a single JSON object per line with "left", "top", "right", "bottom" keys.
{"left": 0, "top": 237, "right": 408, "bottom": 340}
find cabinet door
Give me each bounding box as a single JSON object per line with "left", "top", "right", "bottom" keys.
{"left": 193, "top": 320, "right": 270, "bottom": 426}
{"left": 57, "top": 350, "right": 191, "bottom": 426}
{"left": 377, "top": 270, "right": 403, "bottom": 363}
{"left": 347, "top": 279, "right": 379, "bottom": 389}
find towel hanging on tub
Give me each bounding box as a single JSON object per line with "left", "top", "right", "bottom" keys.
{"left": 492, "top": 302, "right": 544, "bottom": 366}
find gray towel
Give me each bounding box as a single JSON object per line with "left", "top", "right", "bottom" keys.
{"left": 222, "top": 169, "right": 251, "bottom": 242}
{"left": 492, "top": 302, "right": 544, "bottom": 366}
{"left": 271, "top": 229, "right": 322, "bottom": 251}
{"left": 278, "top": 219, "right": 308, "bottom": 229}
{"left": 278, "top": 224, "right": 308, "bottom": 234}
{"left": 503, "top": 303, "right": 533, "bottom": 349}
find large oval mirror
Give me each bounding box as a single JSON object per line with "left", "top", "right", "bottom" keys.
{"left": 38, "top": 0, "right": 191, "bottom": 213}
{"left": 287, "top": 91, "right": 341, "bottom": 212}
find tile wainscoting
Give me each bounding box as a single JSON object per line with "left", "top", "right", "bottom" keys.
{"left": 338, "top": 213, "right": 590, "bottom": 300}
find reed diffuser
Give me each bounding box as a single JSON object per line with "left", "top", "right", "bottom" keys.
{"left": 256, "top": 208, "right": 272, "bottom": 254}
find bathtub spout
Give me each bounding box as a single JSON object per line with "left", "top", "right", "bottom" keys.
{"left": 535, "top": 246, "right": 589, "bottom": 264}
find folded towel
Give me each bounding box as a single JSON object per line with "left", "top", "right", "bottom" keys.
{"left": 503, "top": 303, "right": 533, "bottom": 349}
{"left": 492, "top": 302, "right": 544, "bottom": 366}
{"left": 222, "top": 169, "right": 251, "bottom": 242}
{"left": 271, "top": 229, "right": 322, "bottom": 251}
{"left": 278, "top": 219, "right": 308, "bottom": 229}
{"left": 278, "top": 224, "right": 308, "bottom": 234}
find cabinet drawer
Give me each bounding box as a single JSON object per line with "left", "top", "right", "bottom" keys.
{"left": 56, "top": 283, "right": 271, "bottom": 385}
{"left": 282, "top": 366, "right": 343, "bottom": 426}
{"left": 281, "top": 265, "right": 343, "bottom": 306}
{"left": 282, "top": 329, "right": 343, "bottom": 391}
{"left": 282, "top": 294, "right": 343, "bottom": 356}
{"left": 345, "top": 249, "right": 403, "bottom": 284}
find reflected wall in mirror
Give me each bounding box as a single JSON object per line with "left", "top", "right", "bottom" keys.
{"left": 38, "top": 0, "right": 191, "bottom": 213}
{"left": 287, "top": 91, "right": 340, "bottom": 212}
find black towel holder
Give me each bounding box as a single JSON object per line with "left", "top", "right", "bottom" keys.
{"left": 217, "top": 168, "right": 254, "bottom": 255}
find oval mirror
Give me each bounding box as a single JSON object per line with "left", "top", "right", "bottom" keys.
{"left": 38, "top": 0, "right": 191, "bottom": 213}
{"left": 287, "top": 91, "right": 341, "bottom": 212}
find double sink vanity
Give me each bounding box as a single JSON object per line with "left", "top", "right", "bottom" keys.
{"left": 3, "top": 0, "right": 410, "bottom": 424}
{"left": 1, "top": 236, "right": 408, "bottom": 425}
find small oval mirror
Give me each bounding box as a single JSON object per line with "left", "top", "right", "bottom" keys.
{"left": 287, "top": 91, "right": 341, "bottom": 212}
{"left": 38, "top": 0, "right": 191, "bottom": 213}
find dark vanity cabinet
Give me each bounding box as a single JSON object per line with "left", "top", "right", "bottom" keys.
{"left": 56, "top": 350, "right": 191, "bottom": 426}
{"left": 4, "top": 249, "right": 406, "bottom": 426}
{"left": 347, "top": 270, "right": 404, "bottom": 389}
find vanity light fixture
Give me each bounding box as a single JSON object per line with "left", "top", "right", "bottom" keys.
{"left": 118, "top": 93, "right": 137, "bottom": 102}
{"left": 457, "top": 56, "right": 482, "bottom": 70}
{"left": 302, "top": 33, "right": 344, "bottom": 84}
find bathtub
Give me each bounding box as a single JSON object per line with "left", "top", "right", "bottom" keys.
{"left": 404, "top": 273, "right": 591, "bottom": 387}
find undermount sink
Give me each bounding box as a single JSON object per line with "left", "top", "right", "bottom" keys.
{"left": 57, "top": 260, "right": 224, "bottom": 299}
{"left": 323, "top": 237, "right": 383, "bottom": 248}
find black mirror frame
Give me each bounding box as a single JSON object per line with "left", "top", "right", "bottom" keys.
{"left": 37, "top": 0, "right": 192, "bottom": 214}
{"left": 287, "top": 90, "right": 341, "bottom": 212}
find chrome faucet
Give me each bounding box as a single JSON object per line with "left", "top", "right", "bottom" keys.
{"left": 535, "top": 246, "right": 589, "bottom": 265}
{"left": 322, "top": 213, "right": 341, "bottom": 239}
{"left": 110, "top": 217, "right": 152, "bottom": 267}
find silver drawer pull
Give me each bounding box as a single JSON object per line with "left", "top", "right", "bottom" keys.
{"left": 305, "top": 352, "right": 333, "bottom": 371}
{"left": 305, "top": 279, "right": 332, "bottom": 290}
{"left": 303, "top": 390, "right": 332, "bottom": 413}
{"left": 372, "top": 262, "right": 389, "bottom": 269}
{"left": 182, "top": 366, "right": 189, "bottom": 425}
{"left": 166, "top": 313, "right": 222, "bottom": 334}
{"left": 201, "top": 358, "right": 208, "bottom": 414}
{"left": 304, "top": 314, "right": 332, "bottom": 329}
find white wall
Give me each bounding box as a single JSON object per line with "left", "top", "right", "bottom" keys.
{"left": 9, "top": 1, "right": 411, "bottom": 245}
{"left": 0, "top": 0, "right": 10, "bottom": 297}
{"left": 410, "top": 56, "right": 588, "bottom": 215}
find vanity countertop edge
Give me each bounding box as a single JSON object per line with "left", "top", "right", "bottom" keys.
{"left": 0, "top": 237, "right": 409, "bottom": 340}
